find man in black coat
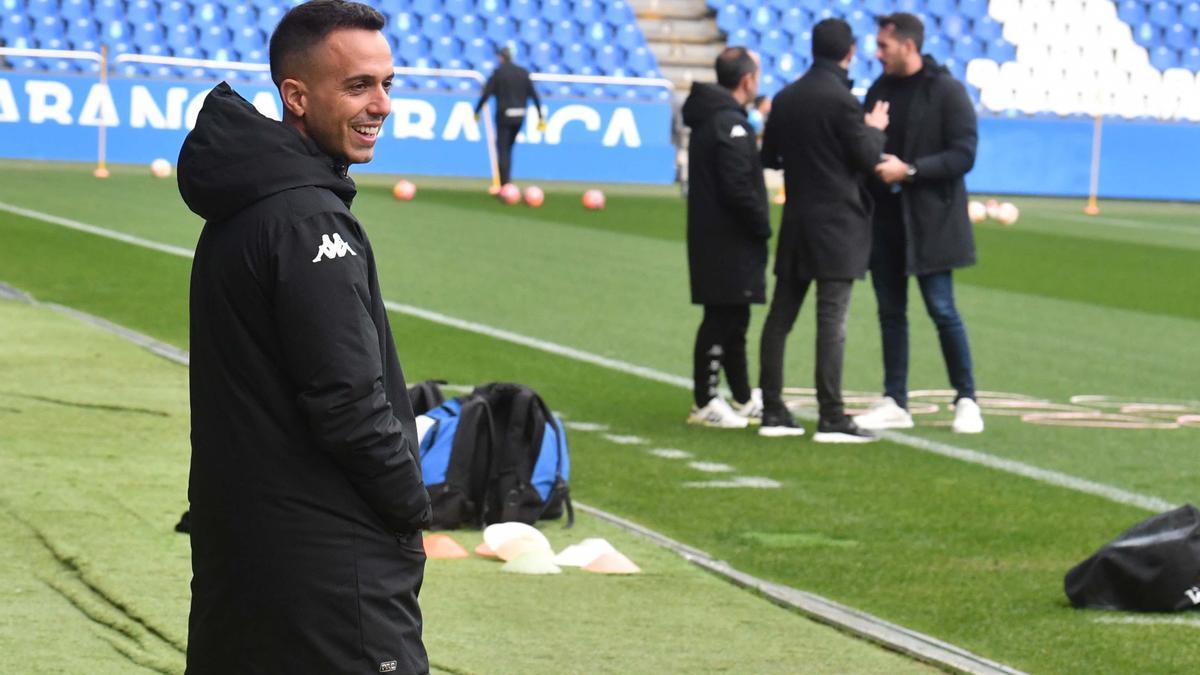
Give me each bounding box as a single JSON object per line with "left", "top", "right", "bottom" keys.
{"left": 855, "top": 12, "right": 984, "bottom": 435}
{"left": 180, "top": 2, "right": 432, "bottom": 672}
{"left": 757, "top": 18, "right": 890, "bottom": 442}
{"left": 474, "top": 46, "right": 545, "bottom": 188}
{"left": 681, "top": 46, "right": 771, "bottom": 428}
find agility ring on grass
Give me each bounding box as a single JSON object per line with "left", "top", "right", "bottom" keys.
{"left": 781, "top": 388, "right": 1200, "bottom": 430}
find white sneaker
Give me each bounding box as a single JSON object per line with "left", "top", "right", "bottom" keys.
{"left": 852, "top": 396, "right": 914, "bottom": 430}
{"left": 687, "top": 397, "right": 749, "bottom": 429}
{"left": 952, "top": 397, "right": 984, "bottom": 434}
{"left": 736, "top": 388, "right": 763, "bottom": 425}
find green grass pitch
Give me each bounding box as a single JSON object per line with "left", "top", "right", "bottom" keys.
{"left": 1, "top": 160, "right": 1199, "bottom": 673}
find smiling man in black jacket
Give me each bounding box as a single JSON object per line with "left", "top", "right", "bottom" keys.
{"left": 757, "top": 19, "right": 890, "bottom": 442}
{"left": 179, "top": 2, "right": 432, "bottom": 673}
{"left": 681, "top": 46, "right": 771, "bottom": 429}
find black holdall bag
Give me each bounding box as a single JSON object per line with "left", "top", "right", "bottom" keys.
{"left": 1064, "top": 504, "right": 1200, "bottom": 612}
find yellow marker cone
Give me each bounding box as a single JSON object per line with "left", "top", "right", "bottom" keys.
{"left": 501, "top": 549, "right": 561, "bottom": 575}
{"left": 423, "top": 534, "right": 469, "bottom": 559}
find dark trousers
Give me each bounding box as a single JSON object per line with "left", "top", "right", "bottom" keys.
{"left": 759, "top": 277, "right": 853, "bottom": 421}
{"left": 870, "top": 240, "right": 976, "bottom": 409}
{"left": 693, "top": 304, "right": 752, "bottom": 407}
{"left": 495, "top": 120, "right": 521, "bottom": 186}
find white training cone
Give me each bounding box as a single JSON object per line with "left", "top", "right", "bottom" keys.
{"left": 583, "top": 550, "right": 641, "bottom": 575}
{"left": 554, "top": 538, "right": 618, "bottom": 567}
{"left": 483, "top": 521, "right": 549, "bottom": 554}
{"left": 501, "top": 549, "right": 561, "bottom": 575}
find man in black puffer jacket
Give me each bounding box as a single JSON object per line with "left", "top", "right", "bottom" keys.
{"left": 179, "top": 2, "right": 431, "bottom": 673}
{"left": 681, "top": 46, "right": 771, "bottom": 429}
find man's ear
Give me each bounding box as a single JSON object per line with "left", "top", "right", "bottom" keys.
{"left": 279, "top": 78, "right": 307, "bottom": 119}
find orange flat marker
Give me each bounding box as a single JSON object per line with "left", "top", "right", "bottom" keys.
{"left": 583, "top": 551, "right": 641, "bottom": 575}
{"left": 474, "top": 542, "right": 499, "bottom": 559}
{"left": 423, "top": 534, "right": 469, "bottom": 559}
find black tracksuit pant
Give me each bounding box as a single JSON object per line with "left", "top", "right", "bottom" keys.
{"left": 759, "top": 277, "right": 853, "bottom": 421}
{"left": 693, "top": 304, "right": 752, "bottom": 407}
{"left": 496, "top": 120, "right": 522, "bottom": 186}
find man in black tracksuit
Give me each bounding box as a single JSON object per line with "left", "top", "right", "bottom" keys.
{"left": 179, "top": 2, "right": 431, "bottom": 673}
{"left": 474, "top": 47, "right": 545, "bottom": 187}
{"left": 681, "top": 46, "right": 771, "bottom": 428}
{"left": 855, "top": 12, "right": 984, "bottom": 435}
{"left": 758, "top": 19, "right": 890, "bottom": 442}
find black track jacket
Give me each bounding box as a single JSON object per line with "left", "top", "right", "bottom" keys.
{"left": 762, "top": 59, "right": 886, "bottom": 281}
{"left": 682, "top": 82, "right": 770, "bottom": 305}
{"left": 179, "top": 83, "right": 432, "bottom": 675}
{"left": 474, "top": 61, "right": 542, "bottom": 126}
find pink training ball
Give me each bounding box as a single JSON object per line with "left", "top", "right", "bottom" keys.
{"left": 392, "top": 179, "right": 416, "bottom": 201}
{"left": 499, "top": 183, "right": 521, "bottom": 205}
{"left": 582, "top": 189, "right": 605, "bottom": 210}
{"left": 524, "top": 185, "right": 544, "bottom": 208}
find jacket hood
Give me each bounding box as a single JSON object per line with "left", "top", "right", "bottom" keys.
{"left": 919, "top": 55, "right": 951, "bottom": 78}
{"left": 682, "top": 82, "right": 745, "bottom": 128}
{"left": 177, "top": 82, "right": 357, "bottom": 223}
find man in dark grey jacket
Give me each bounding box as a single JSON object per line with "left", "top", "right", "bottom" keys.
{"left": 857, "top": 12, "right": 984, "bottom": 435}
{"left": 180, "top": 2, "right": 431, "bottom": 672}
{"left": 681, "top": 46, "right": 771, "bottom": 429}
{"left": 757, "top": 19, "right": 889, "bottom": 442}
{"left": 474, "top": 47, "right": 545, "bottom": 188}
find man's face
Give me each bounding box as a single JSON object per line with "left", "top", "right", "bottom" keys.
{"left": 297, "top": 28, "right": 393, "bottom": 164}
{"left": 746, "top": 51, "right": 761, "bottom": 101}
{"left": 875, "top": 25, "right": 911, "bottom": 76}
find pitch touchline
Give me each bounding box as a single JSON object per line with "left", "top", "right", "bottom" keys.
{"left": 0, "top": 200, "right": 1175, "bottom": 514}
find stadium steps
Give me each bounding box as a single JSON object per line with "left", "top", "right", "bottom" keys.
{"left": 649, "top": 41, "right": 724, "bottom": 68}
{"left": 627, "top": 0, "right": 710, "bottom": 20}
{"left": 635, "top": 17, "right": 723, "bottom": 44}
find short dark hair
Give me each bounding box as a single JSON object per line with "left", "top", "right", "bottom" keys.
{"left": 715, "top": 46, "right": 756, "bottom": 90}
{"left": 877, "top": 12, "right": 924, "bottom": 51}
{"left": 496, "top": 45, "right": 512, "bottom": 63}
{"left": 269, "top": 0, "right": 386, "bottom": 87}
{"left": 812, "top": 18, "right": 854, "bottom": 61}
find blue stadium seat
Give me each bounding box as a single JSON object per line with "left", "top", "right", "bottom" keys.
{"left": 551, "top": 18, "right": 579, "bottom": 43}
{"left": 952, "top": 34, "right": 981, "bottom": 60}
{"left": 127, "top": 0, "right": 156, "bottom": 24}
{"left": 232, "top": 27, "right": 265, "bottom": 52}
{"left": 431, "top": 35, "right": 462, "bottom": 61}
{"left": 1184, "top": 2, "right": 1200, "bottom": 29}
{"left": 1182, "top": 45, "right": 1200, "bottom": 70}
{"left": 33, "top": 15, "right": 64, "bottom": 41}
{"left": 133, "top": 21, "right": 166, "bottom": 47}
{"left": 750, "top": 6, "right": 776, "bottom": 31}
{"left": 626, "top": 45, "right": 652, "bottom": 73}
{"left": 411, "top": 0, "right": 437, "bottom": 15}
{"left": 973, "top": 15, "right": 1002, "bottom": 42}
{"left": 423, "top": 13, "right": 451, "bottom": 38}
{"left": 925, "top": 0, "right": 954, "bottom": 17}
{"left": 594, "top": 43, "right": 617, "bottom": 72}
{"left": 102, "top": 19, "right": 129, "bottom": 42}
{"left": 760, "top": 28, "right": 785, "bottom": 55}
{"left": 530, "top": 40, "right": 558, "bottom": 69}
{"left": 476, "top": 0, "right": 504, "bottom": 18}
{"left": 615, "top": 22, "right": 642, "bottom": 49}
{"left": 59, "top": 0, "right": 87, "bottom": 21}
{"left": 66, "top": 17, "right": 97, "bottom": 43}
{"left": 388, "top": 12, "right": 415, "bottom": 36}
{"left": 542, "top": 0, "right": 569, "bottom": 22}
{"left": 199, "top": 25, "right": 232, "bottom": 51}
{"left": 1134, "top": 21, "right": 1160, "bottom": 45}
{"left": 241, "top": 48, "right": 266, "bottom": 63}
{"left": 162, "top": 1, "right": 191, "bottom": 24}
{"left": 25, "top": 0, "right": 54, "bottom": 18}
{"left": 958, "top": 0, "right": 988, "bottom": 19}
{"left": 775, "top": 51, "right": 799, "bottom": 80}
{"left": 485, "top": 15, "right": 515, "bottom": 41}
{"left": 780, "top": 7, "right": 804, "bottom": 35}
{"left": 443, "top": 0, "right": 472, "bottom": 15}
{"left": 606, "top": 0, "right": 632, "bottom": 24}
{"left": 519, "top": 17, "right": 548, "bottom": 42}
{"left": 984, "top": 38, "right": 1015, "bottom": 62}
{"left": 195, "top": 3, "right": 225, "bottom": 27}
{"left": 582, "top": 20, "right": 610, "bottom": 47}
{"left": 228, "top": 6, "right": 257, "bottom": 30}
{"left": 562, "top": 41, "right": 586, "bottom": 71}
{"left": 174, "top": 44, "right": 200, "bottom": 59}
{"left": 1149, "top": 1, "right": 1177, "bottom": 27}
{"left": 940, "top": 14, "right": 968, "bottom": 40}
{"left": 456, "top": 14, "right": 483, "bottom": 39}
{"left": 863, "top": 0, "right": 889, "bottom": 14}
{"left": 167, "top": 24, "right": 198, "bottom": 50}
{"left": 397, "top": 34, "right": 430, "bottom": 61}
{"left": 716, "top": 4, "right": 744, "bottom": 33}
{"left": 1117, "top": 0, "right": 1146, "bottom": 25}
{"left": 1150, "top": 44, "right": 1179, "bottom": 69}
{"left": 258, "top": 5, "right": 283, "bottom": 30}
{"left": 510, "top": 0, "right": 537, "bottom": 21}
{"left": 573, "top": 0, "right": 602, "bottom": 23}
{"left": 924, "top": 33, "right": 952, "bottom": 62}
{"left": 1166, "top": 23, "right": 1193, "bottom": 49}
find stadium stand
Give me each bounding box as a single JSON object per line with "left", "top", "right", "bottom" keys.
{"left": 2, "top": 0, "right": 1198, "bottom": 117}
{"left": 703, "top": 0, "right": 1199, "bottom": 121}
{"left": 0, "top": 0, "right": 669, "bottom": 100}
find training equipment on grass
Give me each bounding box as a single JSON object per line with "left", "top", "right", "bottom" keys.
{"left": 412, "top": 381, "right": 573, "bottom": 529}
{"left": 423, "top": 533, "right": 470, "bottom": 559}
{"left": 1065, "top": 504, "right": 1200, "bottom": 612}
{"left": 501, "top": 549, "right": 562, "bottom": 575}
{"left": 582, "top": 189, "right": 605, "bottom": 210}
{"left": 496, "top": 534, "right": 553, "bottom": 562}
{"left": 393, "top": 179, "right": 417, "bottom": 201}
{"left": 996, "top": 202, "right": 1019, "bottom": 225}
{"left": 524, "top": 186, "right": 544, "bottom": 207}
{"left": 150, "top": 158, "right": 171, "bottom": 178}
{"left": 554, "top": 538, "right": 618, "bottom": 567}
{"left": 984, "top": 198, "right": 1000, "bottom": 219}
{"left": 967, "top": 200, "right": 986, "bottom": 224}
{"left": 484, "top": 521, "right": 551, "bottom": 554}
{"left": 584, "top": 551, "right": 641, "bottom": 575}
{"left": 474, "top": 542, "right": 499, "bottom": 558}
{"left": 499, "top": 183, "right": 521, "bottom": 205}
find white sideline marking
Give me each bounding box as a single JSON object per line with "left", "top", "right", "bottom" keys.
{"left": 1093, "top": 615, "right": 1200, "bottom": 628}
{"left": 602, "top": 433, "right": 647, "bottom": 445}
{"left": 1059, "top": 212, "right": 1200, "bottom": 236}
{"left": 688, "top": 461, "right": 734, "bottom": 473}
{"left": 684, "top": 476, "right": 781, "bottom": 489}
{"left": 3, "top": 201, "right": 1177, "bottom": 514}
{"left": 563, "top": 421, "right": 609, "bottom": 432}
{"left": 650, "top": 448, "right": 692, "bottom": 459}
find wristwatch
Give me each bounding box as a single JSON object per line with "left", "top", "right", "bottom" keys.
{"left": 904, "top": 163, "right": 918, "bottom": 182}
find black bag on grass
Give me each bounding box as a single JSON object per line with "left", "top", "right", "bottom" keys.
{"left": 407, "top": 379, "right": 447, "bottom": 415}
{"left": 473, "top": 382, "right": 573, "bottom": 527}
{"left": 1064, "top": 504, "right": 1200, "bottom": 612}
{"left": 416, "top": 394, "right": 495, "bottom": 530}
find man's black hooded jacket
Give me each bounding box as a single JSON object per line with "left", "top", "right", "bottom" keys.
{"left": 179, "top": 83, "right": 431, "bottom": 674}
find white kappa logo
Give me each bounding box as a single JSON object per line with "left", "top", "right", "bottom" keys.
{"left": 1186, "top": 586, "right": 1200, "bottom": 605}
{"left": 730, "top": 125, "right": 748, "bottom": 138}
{"left": 311, "top": 233, "right": 357, "bottom": 263}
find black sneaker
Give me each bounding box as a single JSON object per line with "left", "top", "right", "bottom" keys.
{"left": 758, "top": 406, "right": 805, "bottom": 437}
{"left": 813, "top": 416, "right": 877, "bottom": 444}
